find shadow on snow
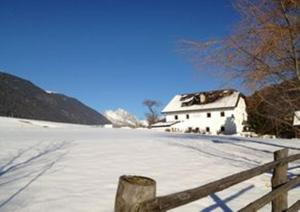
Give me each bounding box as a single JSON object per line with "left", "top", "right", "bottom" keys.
{"left": 0, "top": 141, "right": 72, "bottom": 208}
{"left": 201, "top": 185, "right": 254, "bottom": 212}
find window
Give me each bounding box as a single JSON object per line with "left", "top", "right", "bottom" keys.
{"left": 220, "top": 111, "right": 225, "bottom": 117}
{"left": 174, "top": 115, "right": 178, "bottom": 120}
{"left": 206, "top": 127, "right": 210, "bottom": 132}
{"left": 186, "top": 114, "right": 189, "bottom": 119}
{"left": 207, "top": 113, "right": 211, "bottom": 118}
{"left": 220, "top": 126, "right": 225, "bottom": 132}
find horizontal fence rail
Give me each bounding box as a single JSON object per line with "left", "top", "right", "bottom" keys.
{"left": 286, "top": 200, "right": 300, "bottom": 212}
{"left": 115, "top": 149, "right": 300, "bottom": 212}
{"left": 239, "top": 176, "right": 300, "bottom": 212}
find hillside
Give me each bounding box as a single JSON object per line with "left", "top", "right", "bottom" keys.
{"left": 0, "top": 72, "right": 110, "bottom": 125}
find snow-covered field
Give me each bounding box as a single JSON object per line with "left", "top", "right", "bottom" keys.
{"left": 0, "top": 116, "right": 299, "bottom": 212}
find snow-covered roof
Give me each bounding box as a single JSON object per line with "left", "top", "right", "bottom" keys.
{"left": 294, "top": 111, "right": 300, "bottom": 126}
{"left": 45, "top": 90, "right": 57, "bottom": 94}
{"left": 162, "top": 89, "right": 241, "bottom": 113}
{"left": 151, "top": 121, "right": 180, "bottom": 128}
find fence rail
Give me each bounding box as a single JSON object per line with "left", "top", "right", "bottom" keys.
{"left": 114, "top": 149, "right": 300, "bottom": 212}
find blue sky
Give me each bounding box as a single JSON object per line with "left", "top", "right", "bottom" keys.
{"left": 0, "top": 0, "right": 239, "bottom": 119}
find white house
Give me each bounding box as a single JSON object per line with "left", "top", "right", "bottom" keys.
{"left": 158, "top": 89, "right": 248, "bottom": 135}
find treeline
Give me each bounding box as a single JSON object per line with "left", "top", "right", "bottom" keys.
{"left": 246, "top": 79, "right": 300, "bottom": 138}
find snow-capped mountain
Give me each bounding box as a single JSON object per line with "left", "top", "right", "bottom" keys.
{"left": 104, "top": 108, "right": 143, "bottom": 128}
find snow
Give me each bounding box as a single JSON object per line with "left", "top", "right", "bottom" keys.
{"left": 45, "top": 90, "right": 56, "bottom": 94}
{"left": 104, "top": 108, "right": 142, "bottom": 127}
{"left": 151, "top": 121, "right": 179, "bottom": 127}
{"left": 162, "top": 91, "right": 240, "bottom": 113}
{"left": 0, "top": 116, "right": 299, "bottom": 212}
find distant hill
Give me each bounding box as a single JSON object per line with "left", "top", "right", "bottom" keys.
{"left": 104, "top": 108, "right": 143, "bottom": 128}
{"left": 0, "top": 72, "right": 111, "bottom": 125}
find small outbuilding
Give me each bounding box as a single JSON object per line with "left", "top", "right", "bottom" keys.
{"left": 293, "top": 111, "right": 300, "bottom": 138}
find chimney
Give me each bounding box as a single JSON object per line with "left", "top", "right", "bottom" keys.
{"left": 200, "top": 94, "right": 206, "bottom": 103}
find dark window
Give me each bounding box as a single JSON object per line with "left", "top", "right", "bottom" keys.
{"left": 220, "top": 126, "right": 225, "bottom": 132}
{"left": 206, "top": 127, "right": 210, "bottom": 132}
{"left": 220, "top": 111, "right": 225, "bottom": 117}
{"left": 207, "top": 113, "right": 211, "bottom": 118}
{"left": 175, "top": 115, "right": 178, "bottom": 120}
{"left": 186, "top": 114, "right": 189, "bottom": 119}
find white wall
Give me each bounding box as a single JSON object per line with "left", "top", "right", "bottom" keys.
{"left": 164, "top": 97, "right": 248, "bottom": 135}
{"left": 233, "top": 96, "right": 248, "bottom": 133}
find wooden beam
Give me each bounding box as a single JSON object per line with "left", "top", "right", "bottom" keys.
{"left": 272, "top": 149, "right": 288, "bottom": 212}
{"left": 238, "top": 176, "right": 300, "bottom": 212}
{"left": 115, "top": 175, "right": 156, "bottom": 212}
{"left": 285, "top": 200, "right": 300, "bottom": 212}
{"left": 138, "top": 151, "right": 300, "bottom": 211}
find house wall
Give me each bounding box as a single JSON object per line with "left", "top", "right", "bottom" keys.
{"left": 233, "top": 97, "right": 247, "bottom": 133}
{"left": 164, "top": 97, "right": 247, "bottom": 135}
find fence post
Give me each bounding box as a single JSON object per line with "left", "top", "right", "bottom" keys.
{"left": 115, "top": 175, "right": 156, "bottom": 212}
{"left": 271, "top": 149, "right": 288, "bottom": 212}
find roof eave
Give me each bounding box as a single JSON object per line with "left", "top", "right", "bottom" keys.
{"left": 162, "top": 106, "right": 237, "bottom": 114}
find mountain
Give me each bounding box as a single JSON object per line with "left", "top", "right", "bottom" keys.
{"left": 0, "top": 72, "right": 111, "bottom": 125}
{"left": 104, "top": 108, "right": 142, "bottom": 128}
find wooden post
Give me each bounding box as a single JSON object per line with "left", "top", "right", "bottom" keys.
{"left": 115, "top": 175, "right": 156, "bottom": 212}
{"left": 271, "top": 149, "right": 288, "bottom": 212}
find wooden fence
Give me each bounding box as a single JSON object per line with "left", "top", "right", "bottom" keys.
{"left": 114, "top": 148, "right": 300, "bottom": 212}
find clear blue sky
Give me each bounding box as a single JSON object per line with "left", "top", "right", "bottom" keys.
{"left": 0, "top": 0, "right": 239, "bottom": 119}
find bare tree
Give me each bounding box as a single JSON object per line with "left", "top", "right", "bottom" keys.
{"left": 181, "top": 0, "right": 300, "bottom": 137}
{"left": 182, "top": 0, "right": 299, "bottom": 86}
{"left": 143, "top": 99, "right": 160, "bottom": 126}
